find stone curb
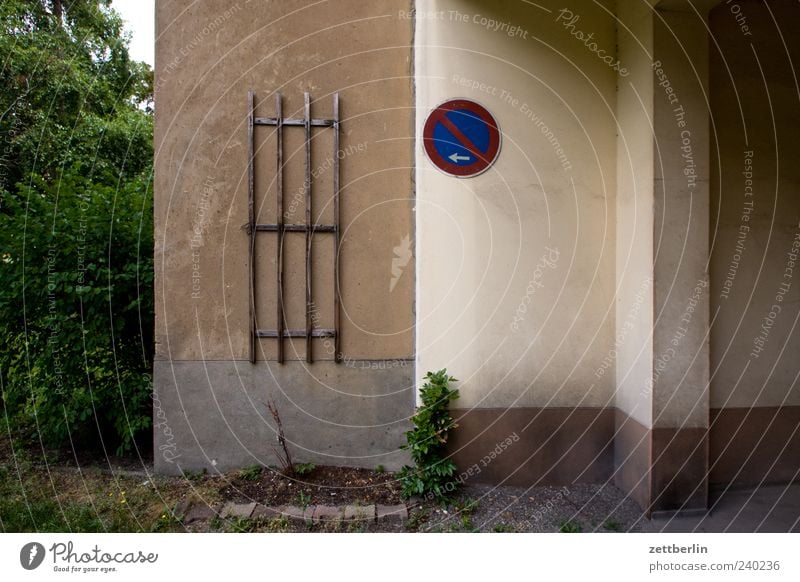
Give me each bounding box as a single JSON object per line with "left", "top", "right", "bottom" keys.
{"left": 221, "top": 501, "right": 256, "bottom": 519}
{"left": 282, "top": 505, "right": 307, "bottom": 524}
{"left": 311, "top": 505, "right": 342, "bottom": 523}
{"left": 377, "top": 504, "right": 408, "bottom": 523}
{"left": 252, "top": 504, "right": 285, "bottom": 520}
{"left": 343, "top": 504, "right": 376, "bottom": 523}
{"left": 176, "top": 500, "right": 409, "bottom": 525}
{"left": 181, "top": 502, "right": 219, "bottom": 524}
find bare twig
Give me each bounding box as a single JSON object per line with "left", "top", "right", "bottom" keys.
{"left": 267, "top": 399, "right": 294, "bottom": 475}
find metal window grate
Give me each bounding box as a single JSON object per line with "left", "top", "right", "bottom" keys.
{"left": 247, "top": 91, "right": 341, "bottom": 364}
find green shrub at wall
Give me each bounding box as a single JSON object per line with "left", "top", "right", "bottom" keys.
{"left": 0, "top": 168, "right": 153, "bottom": 454}
{"left": 0, "top": 0, "right": 154, "bottom": 455}
{"left": 398, "top": 369, "right": 460, "bottom": 501}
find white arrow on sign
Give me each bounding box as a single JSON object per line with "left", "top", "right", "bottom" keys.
{"left": 448, "top": 153, "right": 470, "bottom": 163}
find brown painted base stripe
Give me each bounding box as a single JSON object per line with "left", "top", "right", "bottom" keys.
{"left": 613, "top": 410, "right": 651, "bottom": 512}
{"left": 710, "top": 407, "right": 800, "bottom": 486}
{"left": 446, "top": 408, "right": 615, "bottom": 487}
{"left": 651, "top": 427, "right": 708, "bottom": 512}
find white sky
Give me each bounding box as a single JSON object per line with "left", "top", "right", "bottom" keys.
{"left": 113, "top": 0, "right": 155, "bottom": 66}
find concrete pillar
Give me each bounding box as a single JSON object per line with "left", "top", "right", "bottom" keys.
{"left": 649, "top": 2, "right": 712, "bottom": 513}
{"left": 614, "top": 0, "right": 657, "bottom": 512}
{"left": 615, "top": 0, "right": 714, "bottom": 514}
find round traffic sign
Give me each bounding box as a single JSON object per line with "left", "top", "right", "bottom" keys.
{"left": 423, "top": 99, "right": 501, "bottom": 178}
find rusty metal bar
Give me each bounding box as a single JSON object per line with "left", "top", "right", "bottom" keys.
{"left": 275, "top": 92, "right": 285, "bottom": 364}
{"left": 332, "top": 92, "right": 341, "bottom": 363}
{"left": 304, "top": 92, "right": 313, "bottom": 363}
{"left": 254, "top": 117, "right": 333, "bottom": 127}
{"left": 249, "top": 91, "right": 341, "bottom": 365}
{"left": 256, "top": 329, "right": 336, "bottom": 339}
{"left": 255, "top": 224, "right": 335, "bottom": 233}
{"left": 247, "top": 90, "right": 256, "bottom": 364}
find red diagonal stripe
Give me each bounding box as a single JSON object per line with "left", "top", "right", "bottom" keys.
{"left": 431, "top": 108, "right": 484, "bottom": 160}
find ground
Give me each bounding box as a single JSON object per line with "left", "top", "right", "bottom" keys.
{"left": 0, "top": 437, "right": 640, "bottom": 533}
{"left": 1, "top": 439, "right": 797, "bottom": 533}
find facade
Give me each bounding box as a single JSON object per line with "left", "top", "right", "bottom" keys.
{"left": 154, "top": 0, "right": 800, "bottom": 515}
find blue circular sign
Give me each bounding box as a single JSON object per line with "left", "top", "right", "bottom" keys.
{"left": 423, "top": 99, "right": 501, "bottom": 177}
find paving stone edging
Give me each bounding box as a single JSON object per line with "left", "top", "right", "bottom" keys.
{"left": 179, "top": 500, "right": 408, "bottom": 525}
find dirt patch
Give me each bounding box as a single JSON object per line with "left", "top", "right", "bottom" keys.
{"left": 220, "top": 466, "right": 403, "bottom": 506}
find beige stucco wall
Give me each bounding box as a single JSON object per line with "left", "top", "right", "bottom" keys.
{"left": 153, "top": 0, "right": 417, "bottom": 473}
{"left": 709, "top": 0, "right": 800, "bottom": 409}
{"left": 615, "top": 0, "right": 656, "bottom": 428}
{"left": 415, "top": 0, "right": 618, "bottom": 408}
{"left": 154, "top": 0, "right": 415, "bottom": 363}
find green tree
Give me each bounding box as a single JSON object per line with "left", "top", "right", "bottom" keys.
{"left": 0, "top": 0, "right": 153, "bottom": 454}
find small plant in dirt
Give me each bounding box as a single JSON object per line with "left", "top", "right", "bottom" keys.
{"left": 296, "top": 491, "right": 311, "bottom": 509}
{"left": 398, "top": 369, "right": 460, "bottom": 502}
{"left": 602, "top": 519, "right": 624, "bottom": 532}
{"left": 459, "top": 513, "right": 476, "bottom": 531}
{"left": 265, "top": 516, "right": 290, "bottom": 533}
{"left": 346, "top": 521, "right": 367, "bottom": 533}
{"left": 458, "top": 497, "right": 479, "bottom": 515}
{"left": 493, "top": 522, "right": 516, "bottom": 533}
{"left": 226, "top": 516, "right": 257, "bottom": 533}
{"left": 407, "top": 508, "right": 431, "bottom": 531}
{"left": 449, "top": 498, "right": 479, "bottom": 532}
{"left": 293, "top": 462, "right": 316, "bottom": 476}
{"left": 375, "top": 464, "right": 385, "bottom": 474}
{"left": 208, "top": 515, "right": 223, "bottom": 531}
{"left": 238, "top": 464, "right": 263, "bottom": 481}
{"left": 150, "top": 511, "right": 182, "bottom": 532}
{"left": 559, "top": 519, "right": 582, "bottom": 533}
{"left": 182, "top": 468, "right": 207, "bottom": 483}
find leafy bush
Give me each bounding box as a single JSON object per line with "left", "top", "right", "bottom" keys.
{"left": 0, "top": 0, "right": 154, "bottom": 455}
{"left": 0, "top": 167, "right": 153, "bottom": 454}
{"left": 398, "top": 369, "right": 460, "bottom": 501}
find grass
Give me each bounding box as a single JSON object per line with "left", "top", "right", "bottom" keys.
{"left": 238, "top": 464, "right": 263, "bottom": 481}
{"left": 0, "top": 443, "right": 375, "bottom": 533}
{"left": 558, "top": 519, "right": 583, "bottom": 533}
{"left": 0, "top": 438, "right": 219, "bottom": 533}
{"left": 0, "top": 469, "right": 174, "bottom": 532}
{"left": 225, "top": 516, "right": 257, "bottom": 532}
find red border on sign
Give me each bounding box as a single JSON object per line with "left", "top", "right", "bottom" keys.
{"left": 423, "top": 99, "right": 501, "bottom": 177}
